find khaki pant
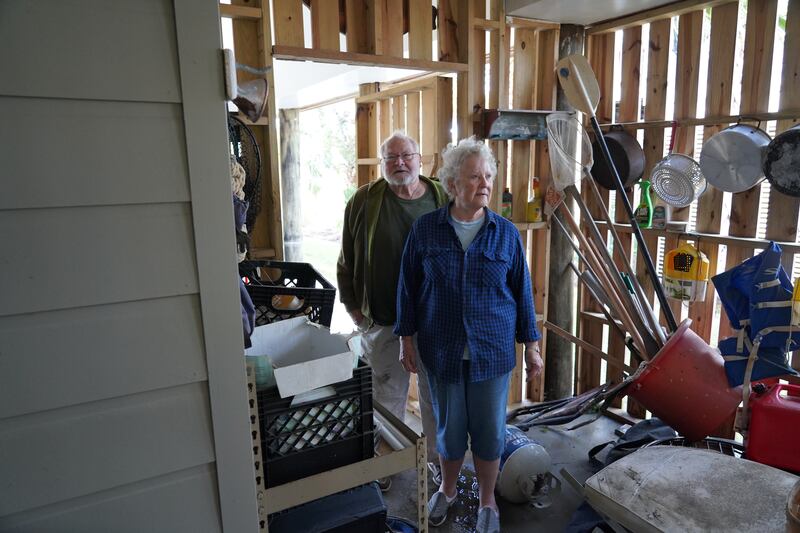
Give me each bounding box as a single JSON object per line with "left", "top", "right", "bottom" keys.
{"left": 358, "top": 324, "right": 437, "bottom": 460}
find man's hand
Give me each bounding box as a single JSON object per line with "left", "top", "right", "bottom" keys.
{"left": 399, "top": 336, "right": 418, "bottom": 374}
{"left": 349, "top": 309, "right": 366, "bottom": 331}
{"left": 524, "top": 341, "right": 543, "bottom": 381}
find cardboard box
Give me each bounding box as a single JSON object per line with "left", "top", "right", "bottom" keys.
{"left": 245, "top": 317, "right": 356, "bottom": 398}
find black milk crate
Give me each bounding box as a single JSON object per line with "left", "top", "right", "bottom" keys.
{"left": 267, "top": 483, "right": 386, "bottom": 533}
{"left": 256, "top": 360, "right": 374, "bottom": 488}
{"left": 239, "top": 260, "right": 336, "bottom": 327}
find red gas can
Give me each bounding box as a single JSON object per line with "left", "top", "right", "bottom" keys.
{"left": 747, "top": 383, "right": 800, "bottom": 474}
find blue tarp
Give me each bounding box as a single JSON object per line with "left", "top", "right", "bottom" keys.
{"left": 711, "top": 242, "right": 799, "bottom": 386}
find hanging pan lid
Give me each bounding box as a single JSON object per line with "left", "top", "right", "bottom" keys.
{"left": 763, "top": 124, "right": 800, "bottom": 197}
{"left": 699, "top": 123, "right": 772, "bottom": 193}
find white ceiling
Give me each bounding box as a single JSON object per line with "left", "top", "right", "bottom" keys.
{"left": 505, "top": 0, "right": 678, "bottom": 26}
{"left": 272, "top": 60, "right": 429, "bottom": 110}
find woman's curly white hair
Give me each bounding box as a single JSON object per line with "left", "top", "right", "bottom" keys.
{"left": 436, "top": 136, "right": 497, "bottom": 199}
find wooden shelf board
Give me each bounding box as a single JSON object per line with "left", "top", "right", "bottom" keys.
{"left": 272, "top": 45, "right": 470, "bottom": 73}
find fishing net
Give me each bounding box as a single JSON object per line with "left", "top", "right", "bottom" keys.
{"left": 546, "top": 114, "right": 592, "bottom": 191}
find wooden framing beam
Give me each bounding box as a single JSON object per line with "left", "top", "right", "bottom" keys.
{"left": 272, "top": 45, "right": 469, "bottom": 72}
{"left": 598, "top": 109, "right": 800, "bottom": 129}
{"left": 219, "top": 4, "right": 261, "bottom": 19}
{"left": 594, "top": 222, "right": 800, "bottom": 255}
{"left": 505, "top": 16, "right": 560, "bottom": 31}
{"left": 587, "top": 0, "right": 731, "bottom": 34}
{"left": 355, "top": 77, "right": 439, "bottom": 103}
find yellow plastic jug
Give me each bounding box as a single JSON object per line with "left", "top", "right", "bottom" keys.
{"left": 663, "top": 243, "right": 709, "bottom": 302}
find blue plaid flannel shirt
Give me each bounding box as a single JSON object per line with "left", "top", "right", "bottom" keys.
{"left": 394, "top": 206, "right": 541, "bottom": 383}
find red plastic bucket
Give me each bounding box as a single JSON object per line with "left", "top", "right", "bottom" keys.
{"left": 627, "top": 319, "right": 742, "bottom": 441}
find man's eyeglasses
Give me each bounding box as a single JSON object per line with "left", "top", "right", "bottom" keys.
{"left": 383, "top": 152, "right": 420, "bottom": 163}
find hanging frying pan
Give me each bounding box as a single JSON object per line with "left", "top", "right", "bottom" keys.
{"left": 590, "top": 126, "right": 645, "bottom": 190}
{"left": 699, "top": 123, "right": 771, "bottom": 193}
{"left": 763, "top": 124, "right": 800, "bottom": 197}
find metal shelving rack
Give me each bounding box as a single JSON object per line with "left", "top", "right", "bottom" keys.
{"left": 246, "top": 363, "right": 429, "bottom": 532}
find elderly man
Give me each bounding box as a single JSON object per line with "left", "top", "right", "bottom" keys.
{"left": 338, "top": 131, "right": 448, "bottom": 489}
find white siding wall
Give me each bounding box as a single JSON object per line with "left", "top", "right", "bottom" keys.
{"left": 0, "top": 1, "right": 257, "bottom": 531}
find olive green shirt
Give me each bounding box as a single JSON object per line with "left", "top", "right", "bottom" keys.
{"left": 370, "top": 186, "right": 437, "bottom": 325}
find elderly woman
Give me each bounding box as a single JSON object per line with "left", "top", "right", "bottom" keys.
{"left": 394, "top": 137, "right": 542, "bottom": 532}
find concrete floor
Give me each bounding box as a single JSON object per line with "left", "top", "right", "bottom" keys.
{"left": 382, "top": 413, "right": 621, "bottom": 532}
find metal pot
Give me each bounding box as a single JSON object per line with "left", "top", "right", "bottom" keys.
{"left": 590, "top": 127, "right": 645, "bottom": 190}
{"left": 699, "top": 123, "right": 772, "bottom": 193}
{"left": 763, "top": 124, "right": 800, "bottom": 197}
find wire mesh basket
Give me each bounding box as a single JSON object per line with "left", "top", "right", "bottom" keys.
{"left": 651, "top": 153, "right": 706, "bottom": 208}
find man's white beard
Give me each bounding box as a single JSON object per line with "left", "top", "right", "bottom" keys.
{"left": 386, "top": 172, "right": 416, "bottom": 186}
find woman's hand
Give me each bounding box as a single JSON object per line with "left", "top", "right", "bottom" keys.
{"left": 524, "top": 341, "right": 543, "bottom": 380}
{"left": 399, "top": 336, "right": 418, "bottom": 374}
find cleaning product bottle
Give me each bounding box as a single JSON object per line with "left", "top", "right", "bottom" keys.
{"left": 501, "top": 188, "right": 513, "bottom": 219}
{"left": 636, "top": 180, "right": 653, "bottom": 229}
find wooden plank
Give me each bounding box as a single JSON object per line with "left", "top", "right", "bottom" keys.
{"left": 0, "top": 0, "right": 180, "bottom": 102}
{"left": 0, "top": 382, "right": 215, "bottom": 516}
{"left": 258, "top": 1, "right": 285, "bottom": 260}
{"left": 408, "top": 0, "right": 432, "bottom": 60}
{"left": 587, "top": 0, "right": 730, "bottom": 34}
{"left": 664, "top": 10, "right": 703, "bottom": 320}
{"left": 379, "top": 98, "right": 391, "bottom": 145}
{"left": 420, "top": 88, "right": 437, "bottom": 175}
{"left": 272, "top": 45, "right": 470, "bottom": 71}
{"left": 0, "top": 296, "right": 206, "bottom": 419}
{"left": 435, "top": 77, "right": 454, "bottom": 164}
{"left": 438, "top": 0, "right": 459, "bottom": 62}
{"left": 487, "top": 0, "right": 509, "bottom": 213}
{"left": 690, "top": 1, "right": 739, "bottom": 343}
{"left": 355, "top": 76, "right": 437, "bottom": 103}
{"left": 766, "top": 0, "right": 800, "bottom": 259}
{"left": 345, "top": 0, "right": 371, "bottom": 53}
{"left": 311, "top": 0, "right": 340, "bottom": 51}
{"left": 674, "top": 11, "right": 703, "bottom": 155}
{"left": 510, "top": 230, "right": 530, "bottom": 403}
{"left": 638, "top": 17, "right": 670, "bottom": 322}
{"left": 0, "top": 204, "right": 198, "bottom": 317}
{"left": 601, "top": 109, "right": 800, "bottom": 129}
{"left": 373, "top": 0, "right": 403, "bottom": 57}
{"left": 474, "top": 18, "right": 501, "bottom": 30}
{"left": 219, "top": 4, "right": 262, "bottom": 19}
{"left": 525, "top": 28, "right": 558, "bottom": 403}
{"left": 723, "top": 0, "right": 778, "bottom": 341}
{"left": 406, "top": 91, "right": 421, "bottom": 143}
{"left": 0, "top": 98, "right": 189, "bottom": 210}
{"left": 391, "top": 95, "right": 405, "bottom": 131}
{"left": 1, "top": 465, "right": 220, "bottom": 533}
{"left": 510, "top": 29, "right": 535, "bottom": 224}
{"left": 598, "top": 222, "right": 800, "bottom": 254}
{"left": 272, "top": 0, "right": 304, "bottom": 47}
{"left": 471, "top": 18, "right": 486, "bottom": 134}
{"left": 232, "top": 3, "right": 278, "bottom": 257}
{"left": 356, "top": 84, "right": 378, "bottom": 186}
{"left": 591, "top": 31, "right": 627, "bottom": 405}
{"left": 505, "top": 16, "right": 560, "bottom": 30}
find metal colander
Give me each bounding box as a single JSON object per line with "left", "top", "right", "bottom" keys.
{"left": 651, "top": 153, "right": 706, "bottom": 208}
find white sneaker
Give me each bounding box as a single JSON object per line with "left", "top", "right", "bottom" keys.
{"left": 427, "top": 461, "right": 443, "bottom": 486}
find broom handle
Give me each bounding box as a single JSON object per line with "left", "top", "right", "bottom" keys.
{"left": 588, "top": 117, "right": 679, "bottom": 333}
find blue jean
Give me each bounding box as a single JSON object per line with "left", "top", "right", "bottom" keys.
{"left": 426, "top": 361, "right": 511, "bottom": 461}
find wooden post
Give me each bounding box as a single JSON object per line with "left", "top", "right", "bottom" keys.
{"left": 356, "top": 83, "right": 379, "bottom": 187}
{"left": 279, "top": 109, "right": 303, "bottom": 261}
{"left": 546, "top": 23, "right": 584, "bottom": 400}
